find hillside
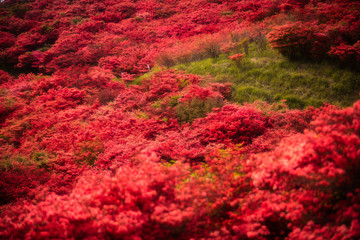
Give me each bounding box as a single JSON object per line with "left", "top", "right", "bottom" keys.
{"left": 1, "top": 0, "right": 360, "bottom": 239}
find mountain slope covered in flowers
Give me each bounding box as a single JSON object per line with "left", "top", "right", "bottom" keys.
{"left": 0, "top": 0, "right": 360, "bottom": 239}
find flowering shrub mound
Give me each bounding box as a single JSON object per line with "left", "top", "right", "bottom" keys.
{"left": 267, "top": 22, "right": 330, "bottom": 60}
{"left": 0, "top": 0, "right": 360, "bottom": 239}
{"left": 175, "top": 84, "right": 226, "bottom": 123}
{"left": 191, "top": 104, "right": 270, "bottom": 145}
{"left": 0, "top": 163, "right": 50, "bottom": 205}
{"left": 229, "top": 53, "right": 245, "bottom": 62}
{"left": 328, "top": 40, "right": 360, "bottom": 67}
{"left": 267, "top": 0, "right": 360, "bottom": 63}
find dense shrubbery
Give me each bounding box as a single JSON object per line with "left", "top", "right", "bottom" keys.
{"left": 0, "top": 0, "right": 359, "bottom": 239}
{"left": 267, "top": 22, "right": 330, "bottom": 60}
{"left": 267, "top": 0, "right": 360, "bottom": 65}
{"left": 1, "top": 100, "right": 359, "bottom": 239}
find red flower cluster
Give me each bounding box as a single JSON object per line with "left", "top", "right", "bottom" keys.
{"left": 229, "top": 53, "right": 245, "bottom": 62}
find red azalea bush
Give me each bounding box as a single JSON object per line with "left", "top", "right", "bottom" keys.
{"left": 174, "top": 84, "right": 227, "bottom": 123}
{"left": 142, "top": 70, "right": 201, "bottom": 101}
{"left": 328, "top": 40, "right": 360, "bottom": 67}
{"left": 0, "top": 70, "right": 14, "bottom": 84}
{"left": 0, "top": 31, "right": 16, "bottom": 49}
{"left": 191, "top": 104, "right": 271, "bottom": 145}
{"left": 268, "top": 0, "right": 360, "bottom": 63}
{"left": 17, "top": 51, "right": 42, "bottom": 69}
{"left": 0, "top": 162, "right": 50, "bottom": 205}
{"left": 178, "top": 85, "right": 223, "bottom": 103}
{"left": 267, "top": 22, "right": 330, "bottom": 60}
{"left": 228, "top": 53, "right": 245, "bottom": 64}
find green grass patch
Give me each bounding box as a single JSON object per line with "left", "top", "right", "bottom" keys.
{"left": 172, "top": 44, "right": 360, "bottom": 109}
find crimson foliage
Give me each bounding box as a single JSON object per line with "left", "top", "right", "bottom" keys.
{"left": 0, "top": 0, "right": 359, "bottom": 239}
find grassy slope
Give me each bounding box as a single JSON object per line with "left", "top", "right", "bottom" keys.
{"left": 170, "top": 44, "right": 360, "bottom": 109}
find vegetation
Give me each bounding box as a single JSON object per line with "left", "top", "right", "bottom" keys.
{"left": 0, "top": 0, "right": 359, "bottom": 239}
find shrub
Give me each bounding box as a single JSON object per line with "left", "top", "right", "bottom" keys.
{"left": 328, "top": 40, "right": 360, "bottom": 68}
{"left": 0, "top": 70, "right": 14, "bottom": 84}
{"left": 174, "top": 85, "right": 225, "bottom": 123}
{"left": 229, "top": 53, "right": 245, "bottom": 67}
{"left": 229, "top": 53, "right": 245, "bottom": 62}
{"left": 91, "top": 89, "right": 118, "bottom": 106}
{"left": 0, "top": 159, "right": 50, "bottom": 205}
{"left": 17, "top": 51, "right": 42, "bottom": 69}
{"left": 0, "top": 95, "right": 18, "bottom": 124}
{"left": 191, "top": 104, "right": 271, "bottom": 145}
{"left": 267, "top": 22, "right": 330, "bottom": 60}
{"left": 0, "top": 31, "right": 16, "bottom": 49}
